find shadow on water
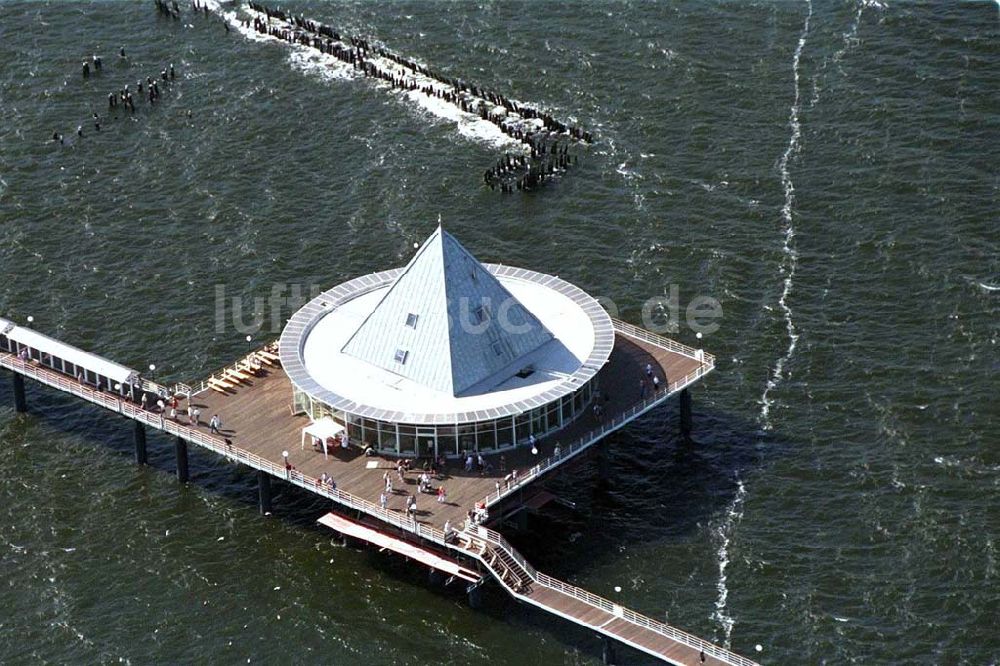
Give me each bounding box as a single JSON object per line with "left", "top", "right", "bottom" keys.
{"left": 0, "top": 372, "right": 788, "bottom": 664}
{"left": 501, "top": 398, "right": 796, "bottom": 574}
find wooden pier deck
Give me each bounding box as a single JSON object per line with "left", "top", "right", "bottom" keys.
{"left": 1, "top": 321, "right": 760, "bottom": 666}
{"left": 187, "top": 325, "right": 707, "bottom": 530}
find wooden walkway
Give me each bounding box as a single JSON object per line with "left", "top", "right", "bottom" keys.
{"left": 0, "top": 323, "right": 760, "bottom": 666}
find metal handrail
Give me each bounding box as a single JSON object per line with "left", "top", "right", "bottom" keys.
{"left": 469, "top": 520, "right": 754, "bottom": 665}
{"left": 479, "top": 361, "right": 713, "bottom": 510}
{"left": 610, "top": 318, "right": 716, "bottom": 365}
{"left": 2, "top": 350, "right": 753, "bottom": 666}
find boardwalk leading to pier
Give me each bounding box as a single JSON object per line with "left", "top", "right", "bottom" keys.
{"left": 0, "top": 323, "right": 758, "bottom": 666}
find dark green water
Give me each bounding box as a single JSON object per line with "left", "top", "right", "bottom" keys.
{"left": 1, "top": 1, "right": 998, "bottom": 663}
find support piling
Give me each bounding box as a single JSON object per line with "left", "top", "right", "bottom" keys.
{"left": 258, "top": 469, "right": 272, "bottom": 515}
{"left": 602, "top": 635, "right": 618, "bottom": 665}
{"left": 12, "top": 373, "right": 26, "bottom": 413}
{"left": 134, "top": 421, "right": 148, "bottom": 465}
{"left": 467, "top": 582, "right": 482, "bottom": 609}
{"left": 679, "top": 388, "right": 692, "bottom": 440}
{"left": 175, "top": 436, "right": 189, "bottom": 483}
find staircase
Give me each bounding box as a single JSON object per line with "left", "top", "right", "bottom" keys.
{"left": 455, "top": 524, "right": 758, "bottom": 666}
{"left": 483, "top": 544, "right": 533, "bottom": 594}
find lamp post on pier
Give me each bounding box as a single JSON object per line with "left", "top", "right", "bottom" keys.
{"left": 246, "top": 334, "right": 252, "bottom": 352}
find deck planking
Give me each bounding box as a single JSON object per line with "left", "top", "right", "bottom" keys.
{"left": 188, "top": 333, "right": 704, "bottom": 529}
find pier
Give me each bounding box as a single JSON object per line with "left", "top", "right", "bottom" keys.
{"left": 0, "top": 317, "right": 756, "bottom": 666}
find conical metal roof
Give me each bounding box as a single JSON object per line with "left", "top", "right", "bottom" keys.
{"left": 340, "top": 227, "right": 554, "bottom": 396}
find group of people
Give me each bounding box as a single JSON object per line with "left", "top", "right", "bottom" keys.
{"left": 463, "top": 452, "right": 492, "bottom": 475}
{"left": 640, "top": 362, "right": 665, "bottom": 397}
{"left": 242, "top": 1, "right": 594, "bottom": 193}
{"left": 313, "top": 433, "right": 349, "bottom": 454}
{"left": 375, "top": 456, "right": 450, "bottom": 517}
{"left": 138, "top": 391, "right": 223, "bottom": 434}
{"left": 467, "top": 503, "right": 489, "bottom": 526}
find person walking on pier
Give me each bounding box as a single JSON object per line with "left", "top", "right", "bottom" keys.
{"left": 379, "top": 491, "right": 387, "bottom": 509}
{"left": 443, "top": 520, "right": 454, "bottom": 542}
{"left": 209, "top": 413, "right": 221, "bottom": 434}
{"left": 436, "top": 485, "right": 446, "bottom": 503}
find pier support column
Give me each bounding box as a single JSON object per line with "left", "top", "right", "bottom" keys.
{"left": 467, "top": 583, "right": 482, "bottom": 609}
{"left": 133, "top": 421, "right": 148, "bottom": 465}
{"left": 601, "top": 635, "right": 617, "bottom": 665}
{"left": 679, "top": 388, "right": 693, "bottom": 441}
{"left": 595, "top": 443, "right": 612, "bottom": 488}
{"left": 12, "top": 373, "right": 26, "bottom": 413}
{"left": 175, "top": 437, "right": 189, "bottom": 483}
{"left": 258, "top": 470, "right": 272, "bottom": 515}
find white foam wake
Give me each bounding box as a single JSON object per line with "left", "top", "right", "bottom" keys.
{"left": 760, "top": 0, "right": 811, "bottom": 430}
{"left": 834, "top": 0, "right": 885, "bottom": 66}
{"left": 833, "top": 3, "right": 864, "bottom": 64}
{"left": 712, "top": 478, "right": 747, "bottom": 647}
{"left": 214, "top": 2, "right": 533, "bottom": 151}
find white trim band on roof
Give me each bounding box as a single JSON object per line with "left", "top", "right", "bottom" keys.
{"left": 279, "top": 264, "right": 615, "bottom": 425}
